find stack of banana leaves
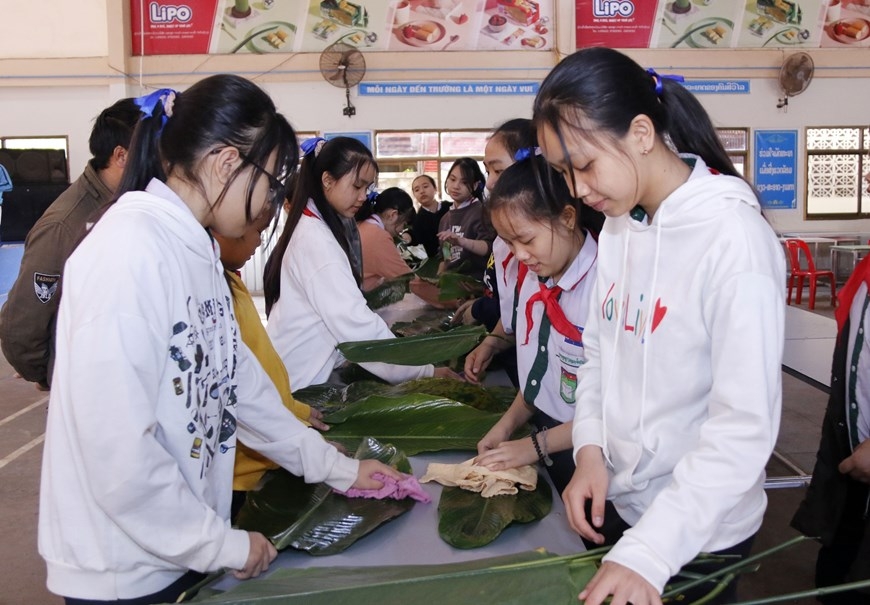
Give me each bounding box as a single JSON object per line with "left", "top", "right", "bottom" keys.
{"left": 183, "top": 536, "right": 870, "bottom": 604}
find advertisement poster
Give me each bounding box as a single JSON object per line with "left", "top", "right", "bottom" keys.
{"left": 131, "top": 0, "right": 221, "bottom": 54}
{"left": 819, "top": 0, "right": 870, "bottom": 47}
{"left": 575, "top": 0, "right": 658, "bottom": 48}
{"left": 133, "top": 0, "right": 553, "bottom": 55}
{"left": 754, "top": 130, "right": 798, "bottom": 210}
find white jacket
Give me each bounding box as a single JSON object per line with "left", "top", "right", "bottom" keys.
{"left": 267, "top": 202, "right": 433, "bottom": 389}
{"left": 39, "top": 180, "right": 358, "bottom": 600}
{"left": 572, "top": 156, "right": 785, "bottom": 591}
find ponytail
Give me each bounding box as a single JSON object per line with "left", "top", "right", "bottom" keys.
{"left": 657, "top": 77, "right": 740, "bottom": 178}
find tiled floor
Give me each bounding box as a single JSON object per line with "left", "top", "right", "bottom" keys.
{"left": 0, "top": 298, "right": 839, "bottom": 604}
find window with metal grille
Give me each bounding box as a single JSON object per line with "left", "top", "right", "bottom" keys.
{"left": 806, "top": 126, "right": 870, "bottom": 219}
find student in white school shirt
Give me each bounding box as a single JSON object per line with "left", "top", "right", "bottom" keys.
{"left": 263, "top": 136, "right": 459, "bottom": 389}
{"left": 475, "top": 154, "right": 597, "bottom": 494}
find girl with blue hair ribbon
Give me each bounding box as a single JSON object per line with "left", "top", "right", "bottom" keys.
{"left": 38, "top": 79, "right": 399, "bottom": 605}
{"left": 263, "top": 136, "right": 460, "bottom": 389}
{"left": 536, "top": 48, "right": 785, "bottom": 604}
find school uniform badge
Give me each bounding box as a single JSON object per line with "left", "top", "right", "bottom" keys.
{"left": 33, "top": 273, "right": 60, "bottom": 304}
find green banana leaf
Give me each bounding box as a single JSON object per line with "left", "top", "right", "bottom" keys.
{"left": 189, "top": 551, "right": 597, "bottom": 604}
{"left": 437, "top": 477, "right": 553, "bottom": 549}
{"left": 363, "top": 274, "right": 412, "bottom": 310}
{"left": 322, "top": 394, "right": 504, "bottom": 455}
{"left": 413, "top": 256, "right": 441, "bottom": 281}
{"left": 348, "top": 377, "right": 516, "bottom": 413}
{"left": 390, "top": 308, "right": 454, "bottom": 336}
{"left": 337, "top": 324, "right": 486, "bottom": 365}
{"left": 438, "top": 271, "right": 484, "bottom": 301}
{"left": 234, "top": 437, "right": 415, "bottom": 555}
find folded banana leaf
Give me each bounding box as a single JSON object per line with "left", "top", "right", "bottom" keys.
{"left": 347, "top": 378, "right": 516, "bottom": 413}
{"left": 438, "top": 271, "right": 484, "bottom": 301}
{"left": 437, "top": 478, "right": 553, "bottom": 549}
{"left": 234, "top": 437, "right": 415, "bottom": 555}
{"left": 322, "top": 394, "right": 504, "bottom": 455}
{"left": 364, "top": 274, "right": 412, "bottom": 310}
{"left": 337, "top": 324, "right": 486, "bottom": 365}
{"left": 189, "top": 550, "right": 598, "bottom": 604}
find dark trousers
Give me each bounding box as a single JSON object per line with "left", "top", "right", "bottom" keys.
{"left": 816, "top": 480, "right": 870, "bottom": 604}
{"left": 64, "top": 570, "right": 206, "bottom": 605}
{"left": 581, "top": 500, "right": 755, "bottom": 604}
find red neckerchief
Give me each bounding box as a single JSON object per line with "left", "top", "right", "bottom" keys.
{"left": 522, "top": 282, "right": 582, "bottom": 345}
{"left": 302, "top": 207, "right": 319, "bottom": 219}
{"left": 521, "top": 249, "right": 596, "bottom": 345}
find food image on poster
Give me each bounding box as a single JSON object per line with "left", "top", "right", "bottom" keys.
{"left": 480, "top": 0, "right": 550, "bottom": 49}
{"left": 398, "top": 20, "right": 447, "bottom": 45}
{"left": 831, "top": 17, "right": 870, "bottom": 41}
{"left": 734, "top": 0, "right": 825, "bottom": 49}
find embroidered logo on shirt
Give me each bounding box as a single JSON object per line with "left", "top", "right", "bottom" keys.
{"left": 33, "top": 273, "right": 60, "bottom": 304}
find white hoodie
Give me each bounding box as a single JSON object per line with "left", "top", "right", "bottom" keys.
{"left": 39, "top": 180, "right": 358, "bottom": 601}
{"left": 571, "top": 156, "right": 785, "bottom": 591}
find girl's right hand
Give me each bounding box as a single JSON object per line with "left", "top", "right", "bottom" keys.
{"left": 477, "top": 424, "right": 512, "bottom": 456}
{"left": 464, "top": 341, "right": 496, "bottom": 384}
{"left": 233, "top": 532, "right": 277, "bottom": 580}
{"left": 563, "top": 445, "right": 609, "bottom": 545}
{"left": 352, "top": 459, "right": 403, "bottom": 490}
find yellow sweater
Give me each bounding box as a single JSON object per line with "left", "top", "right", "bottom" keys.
{"left": 227, "top": 271, "right": 312, "bottom": 491}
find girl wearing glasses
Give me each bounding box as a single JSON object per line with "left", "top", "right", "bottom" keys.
{"left": 264, "top": 136, "right": 459, "bottom": 389}
{"left": 38, "top": 76, "right": 399, "bottom": 605}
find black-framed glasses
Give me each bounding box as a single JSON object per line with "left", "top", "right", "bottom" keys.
{"left": 239, "top": 152, "right": 291, "bottom": 208}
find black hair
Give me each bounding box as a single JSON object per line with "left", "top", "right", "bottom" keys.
{"left": 412, "top": 174, "right": 436, "bottom": 189}
{"left": 533, "top": 47, "right": 740, "bottom": 179}
{"left": 88, "top": 98, "right": 140, "bottom": 170}
{"left": 263, "top": 136, "right": 376, "bottom": 315}
{"left": 117, "top": 74, "right": 298, "bottom": 225}
{"left": 490, "top": 155, "right": 577, "bottom": 226}
{"left": 356, "top": 186, "right": 415, "bottom": 223}
{"left": 489, "top": 118, "right": 535, "bottom": 159}
{"left": 446, "top": 157, "right": 486, "bottom": 203}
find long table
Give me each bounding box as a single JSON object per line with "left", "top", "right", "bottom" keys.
{"left": 209, "top": 451, "right": 586, "bottom": 593}
{"left": 831, "top": 244, "right": 870, "bottom": 284}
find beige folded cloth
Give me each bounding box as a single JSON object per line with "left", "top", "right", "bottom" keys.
{"left": 420, "top": 458, "right": 538, "bottom": 498}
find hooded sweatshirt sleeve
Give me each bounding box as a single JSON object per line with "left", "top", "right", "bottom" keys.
{"left": 234, "top": 340, "right": 359, "bottom": 491}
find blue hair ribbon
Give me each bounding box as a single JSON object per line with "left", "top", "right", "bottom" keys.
{"left": 366, "top": 185, "right": 378, "bottom": 204}
{"left": 301, "top": 137, "right": 326, "bottom": 157}
{"left": 513, "top": 147, "right": 539, "bottom": 162}
{"left": 134, "top": 88, "right": 176, "bottom": 130}
{"left": 646, "top": 68, "right": 685, "bottom": 96}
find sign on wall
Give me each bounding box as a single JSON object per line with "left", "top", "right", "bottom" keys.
{"left": 132, "top": 0, "right": 555, "bottom": 55}
{"left": 754, "top": 130, "right": 798, "bottom": 210}
{"left": 575, "top": 0, "right": 865, "bottom": 50}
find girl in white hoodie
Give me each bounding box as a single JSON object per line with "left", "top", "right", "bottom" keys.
{"left": 39, "top": 76, "right": 398, "bottom": 605}
{"left": 534, "top": 48, "right": 785, "bottom": 605}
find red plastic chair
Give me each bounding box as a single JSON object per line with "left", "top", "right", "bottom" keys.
{"left": 785, "top": 239, "right": 836, "bottom": 310}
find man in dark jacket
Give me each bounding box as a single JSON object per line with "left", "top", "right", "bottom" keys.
{"left": 792, "top": 254, "right": 870, "bottom": 603}
{"left": 0, "top": 98, "right": 139, "bottom": 389}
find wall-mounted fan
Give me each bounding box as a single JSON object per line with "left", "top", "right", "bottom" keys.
{"left": 319, "top": 42, "right": 366, "bottom": 118}
{"left": 776, "top": 51, "right": 814, "bottom": 110}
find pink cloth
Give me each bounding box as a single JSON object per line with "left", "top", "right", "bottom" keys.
{"left": 337, "top": 472, "right": 432, "bottom": 503}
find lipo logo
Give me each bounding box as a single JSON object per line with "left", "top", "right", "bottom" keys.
{"left": 592, "top": 0, "right": 635, "bottom": 18}
{"left": 149, "top": 2, "right": 193, "bottom": 23}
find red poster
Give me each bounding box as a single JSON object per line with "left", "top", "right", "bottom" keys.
{"left": 575, "top": 0, "right": 660, "bottom": 48}
{"left": 131, "top": 0, "right": 220, "bottom": 55}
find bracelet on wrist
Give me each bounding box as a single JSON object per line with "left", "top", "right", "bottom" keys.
{"left": 530, "top": 428, "right": 553, "bottom": 467}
